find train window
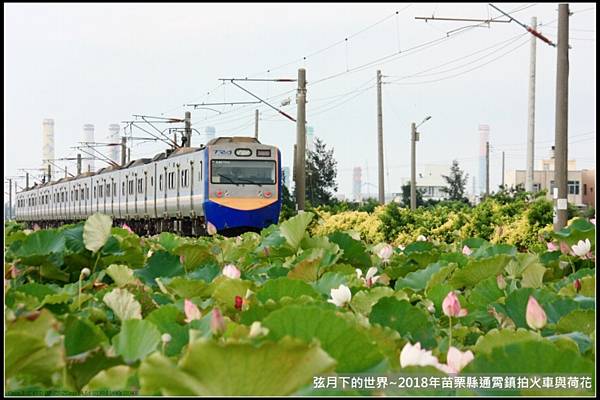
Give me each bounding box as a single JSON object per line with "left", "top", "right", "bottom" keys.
{"left": 151, "top": 177, "right": 154, "bottom": 187}
{"left": 86, "top": 187, "right": 89, "bottom": 199}
{"left": 138, "top": 178, "right": 143, "bottom": 193}
{"left": 159, "top": 175, "right": 163, "bottom": 191}
{"left": 122, "top": 182, "right": 125, "bottom": 196}
{"left": 168, "top": 172, "right": 175, "bottom": 190}
{"left": 99, "top": 185, "right": 103, "bottom": 198}
{"left": 71, "top": 191, "right": 73, "bottom": 201}
{"left": 75, "top": 190, "right": 78, "bottom": 201}
{"left": 113, "top": 182, "right": 116, "bottom": 196}
{"left": 94, "top": 186, "right": 96, "bottom": 199}
{"left": 81, "top": 188, "right": 84, "bottom": 199}
{"left": 129, "top": 180, "right": 134, "bottom": 195}
{"left": 62, "top": 192, "right": 65, "bottom": 202}
{"left": 106, "top": 184, "right": 110, "bottom": 197}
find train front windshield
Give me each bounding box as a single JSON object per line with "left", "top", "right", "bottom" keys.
{"left": 211, "top": 159, "right": 276, "bottom": 185}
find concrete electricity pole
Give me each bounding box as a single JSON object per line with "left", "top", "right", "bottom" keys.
{"left": 376, "top": 70, "right": 385, "bottom": 204}
{"left": 554, "top": 4, "right": 569, "bottom": 231}
{"left": 254, "top": 109, "right": 259, "bottom": 140}
{"left": 77, "top": 153, "right": 82, "bottom": 175}
{"left": 121, "top": 137, "right": 127, "bottom": 166}
{"left": 526, "top": 16, "right": 538, "bottom": 192}
{"left": 501, "top": 151, "right": 505, "bottom": 188}
{"left": 486, "top": 141, "right": 490, "bottom": 196}
{"left": 295, "top": 68, "right": 307, "bottom": 211}
{"left": 410, "top": 122, "right": 417, "bottom": 210}
{"left": 184, "top": 111, "right": 192, "bottom": 147}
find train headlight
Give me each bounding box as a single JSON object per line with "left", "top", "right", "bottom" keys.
{"left": 216, "top": 191, "right": 223, "bottom": 198}
{"left": 264, "top": 191, "right": 272, "bottom": 198}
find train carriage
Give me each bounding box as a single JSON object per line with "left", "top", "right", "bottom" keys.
{"left": 14, "top": 137, "right": 282, "bottom": 236}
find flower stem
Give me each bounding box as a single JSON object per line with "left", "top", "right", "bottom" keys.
{"left": 78, "top": 277, "right": 82, "bottom": 311}
{"left": 448, "top": 315, "right": 453, "bottom": 350}
{"left": 92, "top": 252, "right": 101, "bottom": 275}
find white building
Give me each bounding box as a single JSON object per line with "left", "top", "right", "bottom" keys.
{"left": 400, "top": 164, "right": 451, "bottom": 202}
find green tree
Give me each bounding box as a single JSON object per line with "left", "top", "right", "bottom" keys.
{"left": 306, "top": 137, "right": 338, "bottom": 206}
{"left": 440, "top": 160, "right": 469, "bottom": 201}
{"left": 401, "top": 182, "right": 423, "bottom": 208}
{"left": 279, "top": 184, "right": 296, "bottom": 221}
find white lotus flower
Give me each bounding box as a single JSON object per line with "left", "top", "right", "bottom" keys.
{"left": 571, "top": 239, "right": 591, "bottom": 258}
{"left": 222, "top": 264, "right": 241, "bottom": 279}
{"left": 356, "top": 267, "right": 380, "bottom": 288}
{"left": 248, "top": 321, "right": 269, "bottom": 338}
{"left": 377, "top": 244, "right": 394, "bottom": 261}
{"left": 443, "top": 346, "right": 474, "bottom": 374}
{"left": 400, "top": 342, "right": 440, "bottom": 369}
{"left": 417, "top": 235, "right": 427, "bottom": 242}
{"left": 327, "top": 284, "right": 352, "bottom": 307}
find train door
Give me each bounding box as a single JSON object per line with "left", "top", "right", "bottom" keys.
{"left": 153, "top": 163, "right": 158, "bottom": 218}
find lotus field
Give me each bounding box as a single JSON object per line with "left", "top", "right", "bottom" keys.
{"left": 3, "top": 212, "right": 596, "bottom": 396}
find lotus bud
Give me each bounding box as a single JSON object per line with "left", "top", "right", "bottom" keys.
{"left": 496, "top": 275, "right": 507, "bottom": 290}
{"left": 161, "top": 333, "right": 172, "bottom": 343}
{"left": 184, "top": 299, "right": 202, "bottom": 323}
{"left": 211, "top": 308, "right": 226, "bottom": 335}
{"left": 222, "top": 264, "right": 241, "bottom": 279}
{"left": 122, "top": 223, "right": 134, "bottom": 234}
{"left": 559, "top": 241, "right": 571, "bottom": 255}
{"left": 234, "top": 295, "right": 243, "bottom": 311}
{"left": 462, "top": 245, "right": 472, "bottom": 256}
{"left": 377, "top": 244, "right": 393, "bottom": 262}
{"left": 546, "top": 242, "right": 559, "bottom": 252}
{"left": 80, "top": 268, "right": 91, "bottom": 278}
{"left": 525, "top": 296, "right": 547, "bottom": 330}
{"left": 442, "top": 291, "right": 468, "bottom": 318}
{"left": 206, "top": 221, "right": 217, "bottom": 235}
{"left": 573, "top": 279, "right": 582, "bottom": 293}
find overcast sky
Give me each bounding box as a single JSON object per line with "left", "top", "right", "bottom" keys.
{"left": 4, "top": 3, "right": 596, "bottom": 200}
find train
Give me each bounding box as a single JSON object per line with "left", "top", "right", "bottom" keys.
{"left": 14, "top": 137, "right": 282, "bottom": 236}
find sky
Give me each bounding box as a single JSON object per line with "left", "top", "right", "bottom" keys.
{"left": 4, "top": 3, "right": 596, "bottom": 201}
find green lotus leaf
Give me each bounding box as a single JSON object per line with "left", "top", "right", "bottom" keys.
{"left": 263, "top": 305, "right": 383, "bottom": 372}
{"left": 139, "top": 337, "right": 335, "bottom": 396}
{"left": 280, "top": 211, "right": 314, "bottom": 249}
{"left": 395, "top": 262, "right": 443, "bottom": 291}
{"left": 256, "top": 277, "right": 320, "bottom": 303}
{"left": 328, "top": 231, "right": 371, "bottom": 267}
{"left": 103, "top": 288, "right": 142, "bottom": 321}
{"left": 135, "top": 251, "right": 184, "bottom": 285}
{"left": 64, "top": 316, "right": 108, "bottom": 357}
{"left": 556, "top": 309, "right": 595, "bottom": 335}
{"left": 83, "top": 365, "right": 135, "bottom": 392}
{"left": 83, "top": 213, "right": 113, "bottom": 253}
{"left": 370, "top": 297, "right": 436, "bottom": 348}
{"left": 106, "top": 264, "right": 137, "bottom": 287}
{"left": 450, "top": 254, "right": 511, "bottom": 289}
{"left": 112, "top": 319, "right": 161, "bottom": 364}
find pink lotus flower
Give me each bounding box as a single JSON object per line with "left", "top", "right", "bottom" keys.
{"left": 122, "top": 223, "right": 134, "bottom": 234}
{"left": 526, "top": 296, "right": 547, "bottom": 330}
{"left": 222, "top": 264, "right": 241, "bottom": 279}
{"left": 462, "top": 245, "right": 472, "bottom": 256}
{"left": 442, "top": 291, "right": 468, "bottom": 318}
{"left": 211, "top": 308, "right": 226, "bottom": 335}
{"left": 559, "top": 241, "right": 571, "bottom": 255}
{"left": 439, "top": 346, "right": 475, "bottom": 374}
{"left": 546, "top": 242, "right": 559, "bottom": 252}
{"left": 184, "top": 299, "right": 201, "bottom": 323}
{"left": 356, "top": 267, "right": 380, "bottom": 288}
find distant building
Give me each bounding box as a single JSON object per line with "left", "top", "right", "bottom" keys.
{"left": 400, "top": 164, "right": 451, "bottom": 202}
{"left": 352, "top": 166, "right": 362, "bottom": 202}
{"left": 506, "top": 157, "right": 595, "bottom": 207}
{"left": 205, "top": 126, "right": 216, "bottom": 143}
{"left": 478, "top": 124, "right": 490, "bottom": 196}
{"left": 108, "top": 124, "right": 120, "bottom": 164}
{"left": 82, "top": 124, "right": 95, "bottom": 173}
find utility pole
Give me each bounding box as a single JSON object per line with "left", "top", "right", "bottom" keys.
{"left": 184, "top": 111, "right": 191, "bottom": 147}
{"left": 501, "top": 151, "right": 505, "bottom": 188}
{"left": 410, "top": 122, "right": 417, "bottom": 210}
{"left": 121, "top": 137, "right": 127, "bottom": 166}
{"left": 554, "top": 4, "right": 569, "bottom": 231}
{"left": 77, "top": 153, "right": 82, "bottom": 175}
{"left": 295, "top": 68, "right": 307, "bottom": 211}
{"left": 526, "top": 16, "right": 537, "bottom": 193}
{"left": 254, "top": 109, "right": 259, "bottom": 140}
{"left": 376, "top": 70, "right": 385, "bottom": 204}
{"left": 486, "top": 141, "right": 490, "bottom": 196}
